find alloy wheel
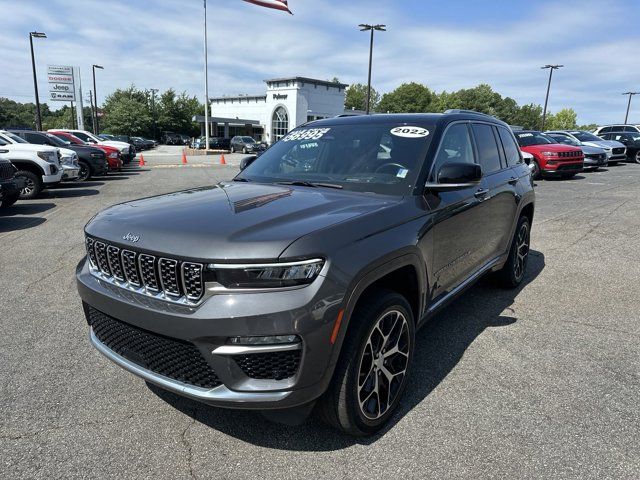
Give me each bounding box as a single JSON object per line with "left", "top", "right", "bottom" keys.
{"left": 514, "top": 222, "right": 530, "bottom": 281}
{"left": 78, "top": 163, "right": 90, "bottom": 181}
{"left": 357, "top": 310, "right": 410, "bottom": 420}
{"left": 636, "top": 151, "right": 640, "bottom": 164}
{"left": 21, "top": 177, "right": 35, "bottom": 196}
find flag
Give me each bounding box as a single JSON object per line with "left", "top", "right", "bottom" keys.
{"left": 243, "top": 0, "right": 292, "bottom": 14}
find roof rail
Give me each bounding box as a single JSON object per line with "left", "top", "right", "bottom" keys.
{"left": 444, "top": 109, "right": 496, "bottom": 118}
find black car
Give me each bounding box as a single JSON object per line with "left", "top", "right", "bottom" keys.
{"left": 194, "top": 136, "right": 231, "bottom": 150}
{"left": 0, "top": 158, "right": 24, "bottom": 208}
{"left": 10, "top": 129, "right": 109, "bottom": 181}
{"left": 77, "top": 110, "right": 534, "bottom": 435}
{"left": 230, "top": 136, "right": 267, "bottom": 154}
{"left": 598, "top": 131, "right": 640, "bottom": 164}
{"left": 162, "top": 132, "right": 181, "bottom": 145}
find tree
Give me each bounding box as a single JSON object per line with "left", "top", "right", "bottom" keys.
{"left": 102, "top": 86, "right": 153, "bottom": 136}
{"left": 435, "top": 84, "right": 521, "bottom": 124}
{"left": 376, "top": 83, "right": 435, "bottom": 113}
{"left": 510, "top": 103, "right": 543, "bottom": 130}
{"left": 545, "top": 108, "right": 578, "bottom": 131}
{"left": 345, "top": 83, "right": 380, "bottom": 112}
{"left": 157, "top": 89, "right": 202, "bottom": 136}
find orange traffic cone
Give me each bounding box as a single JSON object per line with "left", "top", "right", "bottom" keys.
{"left": 181, "top": 150, "right": 188, "bottom": 165}
{"left": 138, "top": 154, "right": 145, "bottom": 167}
{"left": 220, "top": 154, "right": 227, "bottom": 165}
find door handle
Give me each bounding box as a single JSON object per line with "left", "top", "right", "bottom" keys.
{"left": 508, "top": 176, "right": 518, "bottom": 185}
{"left": 474, "top": 188, "right": 490, "bottom": 199}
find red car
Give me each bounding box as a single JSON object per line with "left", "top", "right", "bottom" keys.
{"left": 514, "top": 130, "right": 583, "bottom": 179}
{"left": 49, "top": 130, "right": 123, "bottom": 172}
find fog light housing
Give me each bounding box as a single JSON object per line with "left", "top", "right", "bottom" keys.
{"left": 229, "top": 335, "right": 300, "bottom": 345}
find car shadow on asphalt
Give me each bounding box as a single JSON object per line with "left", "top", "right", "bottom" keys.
{"left": 0, "top": 202, "right": 56, "bottom": 216}
{"left": 50, "top": 181, "right": 105, "bottom": 188}
{"left": 0, "top": 216, "right": 46, "bottom": 232}
{"left": 150, "top": 250, "right": 545, "bottom": 450}
{"left": 40, "top": 189, "right": 100, "bottom": 198}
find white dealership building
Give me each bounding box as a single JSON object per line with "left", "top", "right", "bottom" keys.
{"left": 194, "top": 77, "right": 349, "bottom": 143}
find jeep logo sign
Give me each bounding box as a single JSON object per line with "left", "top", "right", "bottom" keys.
{"left": 122, "top": 233, "right": 140, "bottom": 243}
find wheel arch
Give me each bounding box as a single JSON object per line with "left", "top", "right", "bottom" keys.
{"left": 10, "top": 160, "right": 46, "bottom": 176}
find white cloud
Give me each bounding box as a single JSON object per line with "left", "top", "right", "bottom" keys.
{"left": 2, "top": 0, "right": 639, "bottom": 124}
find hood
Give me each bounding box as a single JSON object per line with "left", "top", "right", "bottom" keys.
{"left": 522, "top": 144, "right": 582, "bottom": 154}
{"left": 100, "top": 140, "right": 130, "bottom": 151}
{"left": 86, "top": 182, "right": 399, "bottom": 261}
{"left": 1, "top": 143, "right": 57, "bottom": 154}
{"left": 59, "top": 147, "right": 76, "bottom": 157}
{"left": 582, "top": 140, "right": 625, "bottom": 150}
{"left": 580, "top": 145, "right": 606, "bottom": 155}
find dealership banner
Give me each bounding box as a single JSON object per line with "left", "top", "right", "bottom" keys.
{"left": 47, "top": 65, "right": 75, "bottom": 101}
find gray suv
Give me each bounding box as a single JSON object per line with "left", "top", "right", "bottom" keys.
{"left": 77, "top": 111, "right": 535, "bottom": 435}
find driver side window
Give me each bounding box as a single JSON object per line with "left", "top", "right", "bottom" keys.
{"left": 431, "top": 123, "right": 475, "bottom": 181}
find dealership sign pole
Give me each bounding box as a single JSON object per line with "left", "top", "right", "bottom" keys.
{"left": 74, "top": 67, "right": 85, "bottom": 130}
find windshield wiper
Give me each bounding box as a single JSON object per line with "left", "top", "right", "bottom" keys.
{"left": 233, "top": 177, "right": 251, "bottom": 182}
{"left": 276, "top": 180, "right": 343, "bottom": 190}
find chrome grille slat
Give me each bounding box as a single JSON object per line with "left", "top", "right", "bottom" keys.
{"left": 121, "top": 250, "right": 141, "bottom": 286}
{"left": 159, "top": 258, "right": 181, "bottom": 297}
{"left": 94, "top": 242, "right": 111, "bottom": 276}
{"left": 107, "top": 246, "right": 124, "bottom": 281}
{"left": 86, "top": 236, "right": 205, "bottom": 304}
{"left": 138, "top": 254, "right": 159, "bottom": 291}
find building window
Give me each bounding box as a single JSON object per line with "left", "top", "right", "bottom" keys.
{"left": 272, "top": 106, "right": 289, "bottom": 142}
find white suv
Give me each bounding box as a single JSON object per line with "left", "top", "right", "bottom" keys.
{"left": 593, "top": 125, "right": 640, "bottom": 135}
{"left": 52, "top": 129, "right": 134, "bottom": 163}
{"left": 0, "top": 130, "right": 63, "bottom": 199}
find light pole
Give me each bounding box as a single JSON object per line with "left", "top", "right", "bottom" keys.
{"left": 623, "top": 92, "right": 639, "bottom": 124}
{"left": 29, "top": 31, "right": 47, "bottom": 130}
{"left": 359, "top": 24, "right": 386, "bottom": 115}
{"left": 92, "top": 64, "right": 103, "bottom": 134}
{"left": 540, "top": 64, "right": 563, "bottom": 131}
{"left": 150, "top": 88, "right": 159, "bottom": 140}
{"left": 203, "top": 0, "right": 211, "bottom": 152}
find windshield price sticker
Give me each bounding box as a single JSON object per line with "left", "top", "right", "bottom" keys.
{"left": 283, "top": 128, "right": 331, "bottom": 142}
{"left": 519, "top": 133, "right": 534, "bottom": 138}
{"left": 390, "top": 126, "right": 430, "bottom": 138}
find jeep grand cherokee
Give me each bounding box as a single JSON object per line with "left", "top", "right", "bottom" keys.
{"left": 77, "top": 110, "right": 535, "bottom": 436}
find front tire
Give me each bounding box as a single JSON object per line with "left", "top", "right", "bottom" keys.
{"left": 497, "top": 216, "right": 531, "bottom": 288}
{"left": 531, "top": 160, "right": 541, "bottom": 180}
{"left": 78, "top": 161, "right": 92, "bottom": 181}
{"left": 15, "top": 171, "right": 43, "bottom": 199}
{"left": 318, "top": 290, "right": 415, "bottom": 436}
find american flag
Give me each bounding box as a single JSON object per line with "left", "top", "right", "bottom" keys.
{"left": 243, "top": 0, "right": 292, "bottom": 14}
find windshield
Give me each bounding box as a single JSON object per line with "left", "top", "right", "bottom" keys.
{"left": 51, "top": 132, "right": 84, "bottom": 145}
{"left": 45, "top": 133, "right": 68, "bottom": 147}
{"left": 570, "top": 131, "right": 603, "bottom": 142}
{"left": 5, "top": 132, "right": 28, "bottom": 144}
{"left": 237, "top": 123, "right": 434, "bottom": 195}
{"left": 515, "top": 131, "right": 555, "bottom": 147}
{"left": 242, "top": 137, "right": 256, "bottom": 143}
{"left": 549, "top": 134, "right": 580, "bottom": 146}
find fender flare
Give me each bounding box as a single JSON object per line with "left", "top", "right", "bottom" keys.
{"left": 9, "top": 159, "right": 47, "bottom": 176}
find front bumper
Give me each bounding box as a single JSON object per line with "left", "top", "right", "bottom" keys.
{"left": 76, "top": 258, "right": 343, "bottom": 410}
{"left": 42, "top": 171, "right": 63, "bottom": 185}
{"left": 61, "top": 165, "right": 80, "bottom": 181}
{"left": 542, "top": 161, "right": 584, "bottom": 175}
{"left": 583, "top": 156, "right": 608, "bottom": 168}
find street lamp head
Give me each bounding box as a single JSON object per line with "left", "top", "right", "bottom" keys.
{"left": 359, "top": 24, "right": 387, "bottom": 31}
{"left": 541, "top": 64, "right": 564, "bottom": 70}
{"left": 93, "top": 64, "right": 104, "bottom": 69}
{"left": 30, "top": 31, "right": 47, "bottom": 38}
{"left": 622, "top": 92, "right": 640, "bottom": 96}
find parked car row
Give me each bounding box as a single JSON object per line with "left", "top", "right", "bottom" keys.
{"left": 513, "top": 125, "right": 638, "bottom": 180}
{"left": 162, "top": 132, "right": 191, "bottom": 145}
{"left": 100, "top": 134, "right": 157, "bottom": 152}
{"left": 0, "top": 127, "right": 138, "bottom": 207}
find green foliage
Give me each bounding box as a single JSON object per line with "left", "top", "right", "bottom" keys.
{"left": 376, "top": 82, "right": 436, "bottom": 113}
{"left": 156, "top": 89, "right": 202, "bottom": 136}
{"left": 545, "top": 108, "right": 578, "bottom": 131}
{"left": 345, "top": 83, "right": 380, "bottom": 111}
{"left": 0, "top": 98, "right": 37, "bottom": 128}
{"left": 101, "top": 86, "right": 153, "bottom": 136}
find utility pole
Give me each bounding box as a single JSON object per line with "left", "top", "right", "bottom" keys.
{"left": 203, "top": 0, "right": 210, "bottom": 151}
{"left": 29, "top": 31, "right": 47, "bottom": 130}
{"left": 359, "top": 24, "right": 386, "bottom": 114}
{"left": 150, "top": 88, "right": 159, "bottom": 141}
{"left": 623, "top": 92, "right": 639, "bottom": 124}
{"left": 541, "top": 64, "right": 563, "bottom": 131}
{"left": 70, "top": 101, "right": 76, "bottom": 129}
{"left": 92, "top": 64, "right": 103, "bottom": 134}
{"left": 88, "top": 90, "right": 97, "bottom": 134}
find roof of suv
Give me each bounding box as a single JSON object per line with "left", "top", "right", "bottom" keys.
{"left": 307, "top": 112, "right": 509, "bottom": 129}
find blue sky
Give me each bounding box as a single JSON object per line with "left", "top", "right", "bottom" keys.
{"left": 2, "top": 0, "right": 640, "bottom": 124}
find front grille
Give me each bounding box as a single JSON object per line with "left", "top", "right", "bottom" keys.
{"left": 558, "top": 151, "right": 582, "bottom": 158}
{"left": 233, "top": 350, "right": 302, "bottom": 380}
{"left": 85, "top": 236, "right": 205, "bottom": 303}
{"left": 87, "top": 306, "right": 221, "bottom": 389}
{"left": 557, "top": 163, "right": 583, "bottom": 171}
{"left": 0, "top": 162, "right": 15, "bottom": 181}
{"left": 613, "top": 147, "right": 625, "bottom": 155}
{"left": 585, "top": 154, "right": 606, "bottom": 161}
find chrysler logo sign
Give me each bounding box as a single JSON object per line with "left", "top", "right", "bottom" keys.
{"left": 122, "top": 232, "right": 140, "bottom": 243}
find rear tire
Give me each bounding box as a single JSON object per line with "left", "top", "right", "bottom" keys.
{"left": 635, "top": 151, "right": 640, "bottom": 164}
{"left": 78, "top": 161, "right": 92, "bottom": 181}
{"left": 1, "top": 191, "right": 20, "bottom": 208}
{"left": 15, "top": 170, "right": 43, "bottom": 199}
{"left": 317, "top": 289, "right": 415, "bottom": 436}
{"left": 497, "top": 216, "right": 531, "bottom": 288}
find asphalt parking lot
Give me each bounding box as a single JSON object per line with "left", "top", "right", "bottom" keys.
{"left": 1, "top": 161, "right": 639, "bottom": 479}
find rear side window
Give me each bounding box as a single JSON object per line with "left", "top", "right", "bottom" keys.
{"left": 25, "top": 133, "right": 46, "bottom": 144}
{"left": 472, "top": 123, "right": 502, "bottom": 174}
{"left": 497, "top": 126, "right": 522, "bottom": 166}
{"left": 623, "top": 126, "right": 637, "bottom": 132}
{"left": 431, "top": 123, "right": 475, "bottom": 179}
{"left": 600, "top": 127, "right": 611, "bottom": 133}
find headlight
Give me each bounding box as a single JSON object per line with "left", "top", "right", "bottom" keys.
{"left": 37, "top": 151, "right": 57, "bottom": 163}
{"left": 109, "top": 152, "right": 119, "bottom": 159}
{"left": 90, "top": 152, "right": 104, "bottom": 158}
{"left": 208, "top": 259, "right": 324, "bottom": 289}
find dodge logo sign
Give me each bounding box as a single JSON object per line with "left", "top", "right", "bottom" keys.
{"left": 122, "top": 233, "right": 140, "bottom": 243}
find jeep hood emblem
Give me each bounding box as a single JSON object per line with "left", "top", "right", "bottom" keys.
{"left": 122, "top": 232, "right": 140, "bottom": 243}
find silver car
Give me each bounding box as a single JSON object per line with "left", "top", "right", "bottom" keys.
{"left": 546, "top": 130, "right": 627, "bottom": 165}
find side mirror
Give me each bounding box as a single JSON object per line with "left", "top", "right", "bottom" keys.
{"left": 425, "top": 162, "right": 482, "bottom": 191}
{"left": 239, "top": 155, "right": 257, "bottom": 171}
